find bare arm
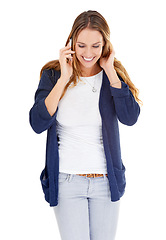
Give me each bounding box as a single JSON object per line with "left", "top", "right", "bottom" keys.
{"left": 104, "top": 67, "right": 122, "bottom": 89}
{"left": 45, "top": 42, "right": 75, "bottom": 117}
{"left": 45, "top": 76, "right": 68, "bottom": 117}
{"left": 100, "top": 48, "right": 121, "bottom": 88}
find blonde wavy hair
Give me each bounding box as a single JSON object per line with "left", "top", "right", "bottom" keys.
{"left": 40, "top": 10, "right": 142, "bottom": 105}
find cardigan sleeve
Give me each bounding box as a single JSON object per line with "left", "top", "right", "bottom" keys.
{"left": 110, "top": 78, "right": 140, "bottom": 126}
{"left": 29, "top": 69, "right": 60, "bottom": 134}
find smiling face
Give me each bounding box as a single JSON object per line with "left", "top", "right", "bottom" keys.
{"left": 75, "top": 28, "right": 104, "bottom": 76}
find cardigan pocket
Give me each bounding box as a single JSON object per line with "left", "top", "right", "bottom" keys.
{"left": 113, "top": 163, "right": 126, "bottom": 197}
{"left": 40, "top": 169, "right": 49, "bottom": 203}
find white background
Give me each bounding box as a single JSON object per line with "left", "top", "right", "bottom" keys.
{"left": 1, "top": 0, "right": 166, "bottom": 239}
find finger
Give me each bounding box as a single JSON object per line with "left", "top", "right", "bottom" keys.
{"left": 111, "top": 48, "right": 115, "bottom": 54}
{"left": 63, "top": 50, "right": 75, "bottom": 55}
{"left": 67, "top": 41, "right": 71, "bottom": 47}
{"left": 65, "top": 54, "right": 73, "bottom": 59}
{"left": 59, "top": 46, "right": 71, "bottom": 54}
{"left": 68, "top": 58, "right": 73, "bottom": 63}
{"left": 66, "top": 57, "right": 73, "bottom": 65}
{"left": 60, "top": 51, "right": 75, "bottom": 61}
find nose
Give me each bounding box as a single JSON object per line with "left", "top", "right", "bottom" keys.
{"left": 84, "top": 47, "right": 93, "bottom": 57}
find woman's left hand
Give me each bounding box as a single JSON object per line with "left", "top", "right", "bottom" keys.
{"left": 99, "top": 48, "right": 115, "bottom": 71}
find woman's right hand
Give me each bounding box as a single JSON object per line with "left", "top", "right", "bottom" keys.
{"left": 59, "top": 42, "right": 75, "bottom": 81}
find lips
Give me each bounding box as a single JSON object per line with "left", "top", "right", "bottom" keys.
{"left": 82, "top": 56, "right": 95, "bottom": 62}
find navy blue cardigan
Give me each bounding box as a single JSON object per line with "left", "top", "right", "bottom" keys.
{"left": 29, "top": 69, "right": 140, "bottom": 207}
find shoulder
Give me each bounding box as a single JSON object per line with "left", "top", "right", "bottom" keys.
{"left": 42, "top": 69, "right": 61, "bottom": 85}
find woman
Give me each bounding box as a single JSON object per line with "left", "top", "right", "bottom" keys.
{"left": 29, "top": 10, "right": 141, "bottom": 240}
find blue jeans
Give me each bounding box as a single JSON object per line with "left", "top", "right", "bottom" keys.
{"left": 53, "top": 172, "right": 120, "bottom": 240}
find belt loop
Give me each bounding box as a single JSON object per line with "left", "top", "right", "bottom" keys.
{"left": 67, "top": 174, "right": 73, "bottom": 182}
{"left": 103, "top": 174, "right": 106, "bottom": 180}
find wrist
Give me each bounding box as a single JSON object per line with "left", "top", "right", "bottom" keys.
{"left": 104, "top": 65, "right": 115, "bottom": 75}
{"left": 104, "top": 66, "right": 121, "bottom": 89}
{"left": 59, "top": 75, "right": 70, "bottom": 83}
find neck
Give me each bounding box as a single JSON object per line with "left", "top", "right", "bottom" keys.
{"left": 80, "top": 63, "right": 102, "bottom": 77}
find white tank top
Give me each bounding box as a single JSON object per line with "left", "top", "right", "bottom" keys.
{"left": 56, "top": 70, "right": 107, "bottom": 174}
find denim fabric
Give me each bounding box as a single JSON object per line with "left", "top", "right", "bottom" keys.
{"left": 53, "top": 172, "right": 120, "bottom": 240}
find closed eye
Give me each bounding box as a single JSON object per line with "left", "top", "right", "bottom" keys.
{"left": 78, "top": 45, "right": 85, "bottom": 48}
{"left": 78, "top": 45, "right": 100, "bottom": 48}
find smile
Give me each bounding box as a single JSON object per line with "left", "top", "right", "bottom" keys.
{"left": 82, "top": 56, "right": 95, "bottom": 62}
